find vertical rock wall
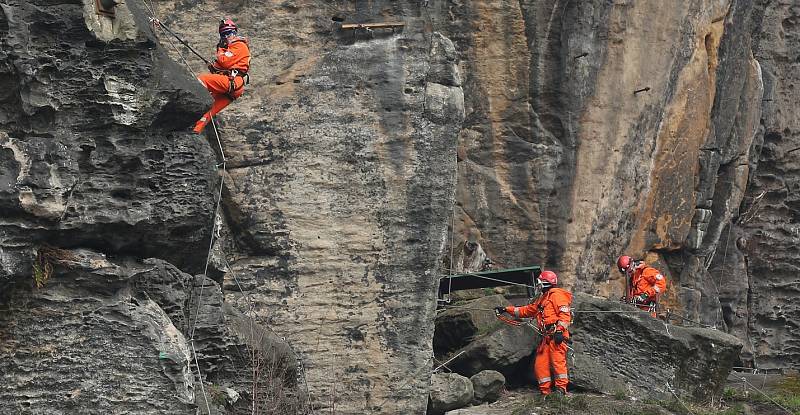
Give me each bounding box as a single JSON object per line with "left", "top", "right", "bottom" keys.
{"left": 1, "top": 0, "right": 798, "bottom": 412}
{"left": 429, "top": 0, "right": 796, "bottom": 370}
{"left": 155, "top": 1, "right": 463, "bottom": 413}
{"left": 0, "top": 1, "right": 300, "bottom": 413}
{"left": 728, "top": 0, "right": 800, "bottom": 369}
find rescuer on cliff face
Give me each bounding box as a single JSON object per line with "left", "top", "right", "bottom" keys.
{"left": 193, "top": 18, "right": 251, "bottom": 133}
{"left": 495, "top": 271, "right": 573, "bottom": 396}
{"left": 617, "top": 255, "right": 667, "bottom": 317}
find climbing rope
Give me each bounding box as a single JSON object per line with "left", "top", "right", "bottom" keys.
{"left": 446, "top": 207, "right": 455, "bottom": 301}
{"left": 740, "top": 377, "right": 794, "bottom": 415}
{"left": 140, "top": 7, "right": 314, "bottom": 412}
{"left": 139, "top": 2, "right": 230, "bottom": 412}
{"left": 666, "top": 383, "right": 697, "bottom": 415}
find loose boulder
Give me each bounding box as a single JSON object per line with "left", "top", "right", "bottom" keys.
{"left": 428, "top": 373, "right": 474, "bottom": 415}
{"left": 568, "top": 293, "right": 743, "bottom": 401}
{"left": 436, "top": 296, "right": 538, "bottom": 377}
{"left": 470, "top": 370, "right": 505, "bottom": 403}
{"left": 434, "top": 294, "right": 511, "bottom": 354}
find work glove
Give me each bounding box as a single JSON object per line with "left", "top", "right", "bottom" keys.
{"left": 634, "top": 293, "right": 649, "bottom": 303}
{"left": 494, "top": 306, "right": 507, "bottom": 315}
{"left": 207, "top": 62, "right": 217, "bottom": 73}
{"left": 553, "top": 331, "right": 565, "bottom": 345}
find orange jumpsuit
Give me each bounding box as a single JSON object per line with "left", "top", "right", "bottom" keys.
{"left": 505, "top": 287, "right": 573, "bottom": 394}
{"left": 193, "top": 35, "right": 251, "bottom": 133}
{"left": 627, "top": 263, "right": 667, "bottom": 316}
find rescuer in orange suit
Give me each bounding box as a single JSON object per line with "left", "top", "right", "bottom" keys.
{"left": 495, "top": 271, "right": 573, "bottom": 396}
{"left": 193, "top": 18, "right": 251, "bottom": 133}
{"left": 617, "top": 255, "right": 667, "bottom": 317}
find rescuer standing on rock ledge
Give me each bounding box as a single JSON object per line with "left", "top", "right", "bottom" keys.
{"left": 617, "top": 255, "right": 667, "bottom": 317}
{"left": 193, "top": 18, "right": 251, "bottom": 133}
{"left": 495, "top": 271, "right": 573, "bottom": 396}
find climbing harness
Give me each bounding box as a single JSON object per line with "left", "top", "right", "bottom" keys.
{"left": 222, "top": 69, "right": 248, "bottom": 101}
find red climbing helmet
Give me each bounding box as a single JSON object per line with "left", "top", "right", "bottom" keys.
{"left": 617, "top": 255, "right": 633, "bottom": 273}
{"left": 537, "top": 270, "right": 558, "bottom": 289}
{"left": 219, "top": 18, "right": 237, "bottom": 36}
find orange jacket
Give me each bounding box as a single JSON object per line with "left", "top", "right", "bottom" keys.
{"left": 211, "top": 36, "right": 250, "bottom": 73}
{"left": 629, "top": 264, "right": 666, "bottom": 301}
{"left": 505, "top": 288, "right": 573, "bottom": 335}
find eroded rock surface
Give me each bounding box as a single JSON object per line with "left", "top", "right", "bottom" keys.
{"left": 1, "top": 0, "right": 798, "bottom": 413}
{"left": 728, "top": 0, "right": 800, "bottom": 370}
{"left": 0, "top": 0, "right": 218, "bottom": 279}
{"left": 0, "top": 252, "right": 196, "bottom": 413}
{"left": 156, "top": 2, "right": 464, "bottom": 413}
{"left": 470, "top": 370, "right": 505, "bottom": 403}
{"left": 570, "top": 293, "right": 742, "bottom": 401}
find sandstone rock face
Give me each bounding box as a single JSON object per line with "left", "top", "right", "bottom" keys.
{"left": 569, "top": 293, "right": 742, "bottom": 401}
{"left": 153, "top": 2, "right": 463, "bottom": 413}
{"left": 1, "top": 0, "right": 798, "bottom": 413}
{"left": 428, "top": 372, "right": 474, "bottom": 415}
{"left": 0, "top": 2, "right": 302, "bottom": 412}
{"left": 431, "top": 0, "right": 796, "bottom": 371}
{"left": 0, "top": 0, "right": 218, "bottom": 280}
{"left": 0, "top": 252, "right": 196, "bottom": 413}
{"left": 0, "top": 248, "right": 302, "bottom": 414}
{"left": 726, "top": 1, "right": 800, "bottom": 370}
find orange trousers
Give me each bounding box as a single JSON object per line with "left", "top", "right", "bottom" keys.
{"left": 534, "top": 336, "right": 569, "bottom": 394}
{"left": 193, "top": 73, "right": 245, "bottom": 133}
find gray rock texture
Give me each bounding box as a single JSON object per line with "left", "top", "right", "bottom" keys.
{"left": 569, "top": 293, "right": 742, "bottom": 401}
{"left": 426, "top": 0, "right": 795, "bottom": 373}
{"left": 444, "top": 320, "right": 538, "bottom": 379}
{"left": 436, "top": 294, "right": 740, "bottom": 401}
{"left": 469, "top": 370, "right": 505, "bottom": 403}
{"left": 0, "top": 0, "right": 218, "bottom": 280}
{"left": 723, "top": 0, "right": 800, "bottom": 370}
{"left": 155, "top": 2, "right": 464, "bottom": 413}
{"left": 428, "top": 372, "right": 474, "bottom": 415}
{"left": 1, "top": 0, "right": 799, "bottom": 413}
{"left": 0, "top": 251, "right": 196, "bottom": 413}
{"left": 0, "top": 247, "right": 302, "bottom": 415}
{"left": 434, "top": 294, "right": 509, "bottom": 355}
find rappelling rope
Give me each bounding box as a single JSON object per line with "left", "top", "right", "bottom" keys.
{"left": 141, "top": 7, "right": 313, "bottom": 413}
{"left": 740, "top": 377, "right": 794, "bottom": 415}
{"left": 666, "top": 383, "right": 697, "bottom": 415}
{"left": 139, "top": 2, "right": 229, "bottom": 412}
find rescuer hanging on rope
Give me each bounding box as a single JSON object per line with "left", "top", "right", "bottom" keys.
{"left": 617, "top": 255, "right": 667, "bottom": 317}
{"left": 495, "top": 271, "right": 573, "bottom": 396}
{"left": 193, "top": 18, "right": 251, "bottom": 133}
